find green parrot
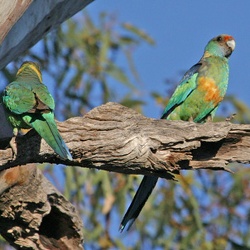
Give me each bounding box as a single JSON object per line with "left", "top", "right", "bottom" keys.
{"left": 120, "top": 34, "right": 235, "bottom": 232}
{"left": 2, "top": 61, "right": 72, "bottom": 160}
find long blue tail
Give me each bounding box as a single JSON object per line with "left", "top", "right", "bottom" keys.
{"left": 119, "top": 176, "right": 158, "bottom": 232}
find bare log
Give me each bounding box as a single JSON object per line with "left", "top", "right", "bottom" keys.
{"left": 0, "top": 0, "right": 93, "bottom": 70}
{"left": 1, "top": 102, "right": 249, "bottom": 179}
{"left": 0, "top": 164, "right": 84, "bottom": 250}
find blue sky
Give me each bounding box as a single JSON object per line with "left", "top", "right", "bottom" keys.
{"left": 87, "top": 0, "right": 250, "bottom": 118}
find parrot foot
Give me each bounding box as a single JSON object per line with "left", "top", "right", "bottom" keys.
{"left": 9, "top": 137, "right": 18, "bottom": 159}
{"left": 225, "top": 113, "right": 236, "bottom": 122}
{"left": 205, "top": 115, "right": 213, "bottom": 122}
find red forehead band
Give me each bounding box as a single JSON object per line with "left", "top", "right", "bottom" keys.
{"left": 223, "top": 35, "right": 234, "bottom": 41}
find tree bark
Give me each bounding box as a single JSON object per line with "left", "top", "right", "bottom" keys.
{"left": 0, "top": 164, "right": 84, "bottom": 250}
{"left": 0, "top": 0, "right": 33, "bottom": 43}
{"left": 1, "top": 102, "right": 250, "bottom": 248}
{"left": 0, "top": 102, "right": 249, "bottom": 177}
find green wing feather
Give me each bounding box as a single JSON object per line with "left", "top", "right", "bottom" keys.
{"left": 32, "top": 83, "right": 55, "bottom": 110}
{"left": 22, "top": 113, "right": 72, "bottom": 160}
{"left": 3, "top": 81, "right": 37, "bottom": 114}
{"left": 161, "top": 63, "right": 200, "bottom": 119}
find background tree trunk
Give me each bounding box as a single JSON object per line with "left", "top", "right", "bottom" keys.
{"left": 0, "top": 0, "right": 93, "bottom": 70}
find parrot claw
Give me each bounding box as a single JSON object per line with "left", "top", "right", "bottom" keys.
{"left": 225, "top": 113, "right": 236, "bottom": 122}
{"left": 9, "top": 137, "right": 18, "bottom": 160}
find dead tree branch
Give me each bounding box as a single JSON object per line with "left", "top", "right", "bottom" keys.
{"left": 1, "top": 102, "right": 249, "bottom": 178}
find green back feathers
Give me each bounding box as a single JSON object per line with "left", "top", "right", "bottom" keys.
{"left": 16, "top": 61, "right": 43, "bottom": 82}
{"left": 4, "top": 61, "right": 54, "bottom": 114}
{"left": 3, "top": 81, "right": 54, "bottom": 115}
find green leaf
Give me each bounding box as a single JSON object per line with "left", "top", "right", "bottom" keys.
{"left": 122, "top": 22, "right": 155, "bottom": 45}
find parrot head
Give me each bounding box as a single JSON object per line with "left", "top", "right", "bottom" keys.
{"left": 16, "top": 61, "right": 43, "bottom": 82}
{"left": 204, "top": 34, "right": 235, "bottom": 58}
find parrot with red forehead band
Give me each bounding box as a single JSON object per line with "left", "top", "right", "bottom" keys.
{"left": 120, "top": 34, "right": 235, "bottom": 232}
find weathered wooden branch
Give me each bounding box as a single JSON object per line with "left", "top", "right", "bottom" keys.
{"left": 1, "top": 102, "right": 249, "bottom": 178}
{"left": 0, "top": 0, "right": 93, "bottom": 70}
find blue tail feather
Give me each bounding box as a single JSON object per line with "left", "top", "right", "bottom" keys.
{"left": 119, "top": 176, "right": 158, "bottom": 232}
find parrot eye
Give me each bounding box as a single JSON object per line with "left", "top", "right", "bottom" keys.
{"left": 217, "top": 36, "right": 222, "bottom": 42}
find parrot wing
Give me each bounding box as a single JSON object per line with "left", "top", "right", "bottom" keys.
{"left": 161, "top": 63, "right": 201, "bottom": 119}
{"left": 3, "top": 81, "right": 54, "bottom": 114}
{"left": 3, "top": 81, "right": 36, "bottom": 114}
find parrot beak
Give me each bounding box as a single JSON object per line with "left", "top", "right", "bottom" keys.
{"left": 226, "top": 40, "right": 236, "bottom": 51}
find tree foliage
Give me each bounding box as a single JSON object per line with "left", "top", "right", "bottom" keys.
{"left": 1, "top": 10, "right": 250, "bottom": 250}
